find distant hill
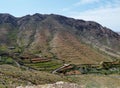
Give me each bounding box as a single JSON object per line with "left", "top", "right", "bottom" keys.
{"left": 0, "top": 13, "right": 120, "bottom": 64}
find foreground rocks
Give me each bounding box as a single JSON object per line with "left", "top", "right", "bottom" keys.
{"left": 16, "top": 81, "right": 83, "bottom": 88}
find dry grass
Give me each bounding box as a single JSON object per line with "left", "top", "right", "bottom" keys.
{"left": 67, "top": 74, "right": 120, "bottom": 88}
{"left": 0, "top": 64, "right": 120, "bottom": 88}
{"left": 0, "top": 64, "right": 66, "bottom": 88}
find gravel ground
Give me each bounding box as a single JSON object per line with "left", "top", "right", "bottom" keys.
{"left": 16, "top": 81, "right": 83, "bottom": 88}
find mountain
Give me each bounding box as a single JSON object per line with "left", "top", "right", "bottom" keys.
{"left": 0, "top": 13, "right": 120, "bottom": 64}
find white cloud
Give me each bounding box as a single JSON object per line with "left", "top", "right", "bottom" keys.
{"left": 60, "top": 0, "right": 100, "bottom": 12}
{"left": 59, "top": 0, "right": 120, "bottom": 31}
{"left": 74, "top": 0, "right": 100, "bottom": 6}
{"left": 69, "top": 6, "right": 120, "bottom": 31}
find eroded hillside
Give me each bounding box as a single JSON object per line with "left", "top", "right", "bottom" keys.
{"left": 0, "top": 13, "right": 120, "bottom": 64}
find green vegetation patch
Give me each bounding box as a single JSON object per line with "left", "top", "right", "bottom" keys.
{"left": 0, "top": 56, "right": 14, "bottom": 65}
{"left": 25, "top": 60, "right": 63, "bottom": 72}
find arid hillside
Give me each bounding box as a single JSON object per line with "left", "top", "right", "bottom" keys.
{"left": 0, "top": 13, "right": 120, "bottom": 64}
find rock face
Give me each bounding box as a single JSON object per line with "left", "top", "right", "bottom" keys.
{"left": 16, "top": 81, "right": 82, "bottom": 88}
{"left": 0, "top": 13, "right": 120, "bottom": 64}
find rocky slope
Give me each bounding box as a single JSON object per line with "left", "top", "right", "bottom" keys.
{"left": 0, "top": 13, "right": 120, "bottom": 64}
{"left": 16, "top": 81, "right": 82, "bottom": 88}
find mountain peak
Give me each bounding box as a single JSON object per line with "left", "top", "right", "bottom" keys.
{"left": 0, "top": 13, "right": 17, "bottom": 25}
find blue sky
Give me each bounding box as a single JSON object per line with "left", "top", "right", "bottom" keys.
{"left": 0, "top": 0, "right": 120, "bottom": 32}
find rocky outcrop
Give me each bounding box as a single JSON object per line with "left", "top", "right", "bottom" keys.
{"left": 16, "top": 81, "right": 82, "bottom": 88}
